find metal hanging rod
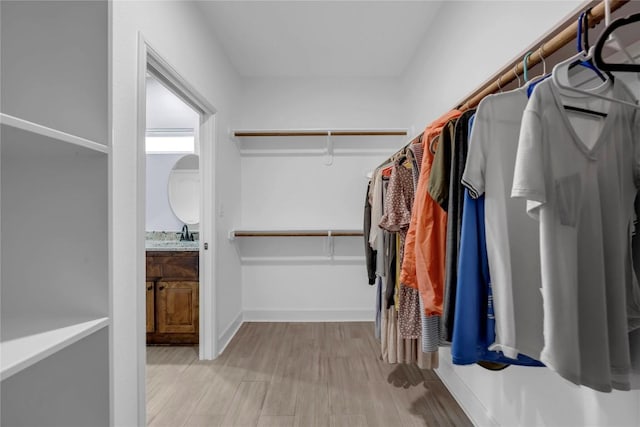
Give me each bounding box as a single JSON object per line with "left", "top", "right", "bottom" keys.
{"left": 457, "top": 0, "right": 629, "bottom": 111}
{"left": 233, "top": 130, "right": 407, "bottom": 138}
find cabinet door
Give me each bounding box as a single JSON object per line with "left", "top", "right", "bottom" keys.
{"left": 146, "top": 281, "right": 155, "bottom": 333}
{"left": 156, "top": 281, "right": 199, "bottom": 334}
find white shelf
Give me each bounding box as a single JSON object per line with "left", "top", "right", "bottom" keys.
{"left": 1, "top": 316, "right": 110, "bottom": 381}
{"left": 0, "top": 113, "right": 110, "bottom": 154}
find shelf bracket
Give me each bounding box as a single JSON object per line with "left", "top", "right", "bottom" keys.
{"left": 325, "top": 230, "right": 335, "bottom": 258}
{"left": 324, "top": 131, "right": 334, "bottom": 166}
{"left": 228, "top": 230, "right": 236, "bottom": 241}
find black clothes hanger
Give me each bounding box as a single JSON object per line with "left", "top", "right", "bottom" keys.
{"left": 594, "top": 12, "right": 640, "bottom": 73}
{"left": 564, "top": 105, "right": 607, "bottom": 118}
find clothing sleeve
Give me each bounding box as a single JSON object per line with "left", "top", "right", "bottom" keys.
{"left": 368, "top": 173, "right": 383, "bottom": 248}
{"left": 428, "top": 120, "right": 455, "bottom": 210}
{"left": 634, "top": 109, "right": 640, "bottom": 189}
{"left": 511, "top": 108, "right": 546, "bottom": 218}
{"left": 461, "top": 98, "right": 491, "bottom": 199}
{"left": 364, "top": 181, "right": 377, "bottom": 285}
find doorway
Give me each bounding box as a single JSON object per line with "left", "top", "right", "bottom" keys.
{"left": 138, "top": 42, "right": 218, "bottom": 369}
{"left": 144, "top": 73, "right": 200, "bottom": 350}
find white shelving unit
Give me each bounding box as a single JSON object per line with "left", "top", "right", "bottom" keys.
{"left": 232, "top": 128, "right": 407, "bottom": 161}
{"left": 234, "top": 129, "right": 401, "bottom": 261}
{"left": 1, "top": 2, "right": 110, "bottom": 426}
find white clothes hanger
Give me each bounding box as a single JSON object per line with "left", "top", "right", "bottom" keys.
{"left": 552, "top": 47, "right": 640, "bottom": 110}
{"left": 513, "top": 64, "right": 522, "bottom": 88}
{"left": 522, "top": 47, "right": 549, "bottom": 91}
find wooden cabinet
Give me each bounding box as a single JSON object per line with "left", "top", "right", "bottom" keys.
{"left": 156, "top": 281, "right": 199, "bottom": 333}
{"left": 146, "top": 281, "right": 155, "bottom": 333}
{"left": 146, "top": 251, "right": 199, "bottom": 344}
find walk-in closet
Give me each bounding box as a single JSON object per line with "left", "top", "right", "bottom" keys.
{"left": 1, "top": 1, "right": 640, "bottom": 426}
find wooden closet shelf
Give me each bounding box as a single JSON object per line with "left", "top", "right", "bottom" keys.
{"left": 229, "top": 230, "right": 364, "bottom": 239}
{"left": 233, "top": 130, "right": 407, "bottom": 138}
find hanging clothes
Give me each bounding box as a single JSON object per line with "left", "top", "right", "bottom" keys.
{"left": 451, "top": 185, "right": 544, "bottom": 368}
{"left": 379, "top": 159, "right": 421, "bottom": 339}
{"left": 428, "top": 118, "right": 457, "bottom": 210}
{"left": 512, "top": 78, "right": 640, "bottom": 392}
{"left": 441, "top": 110, "right": 476, "bottom": 343}
{"left": 400, "top": 109, "right": 462, "bottom": 318}
{"left": 364, "top": 181, "right": 377, "bottom": 286}
{"left": 461, "top": 87, "right": 544, "bottom": 361}
{"left": 406, "top": 138, "right": 439, "bottom": 356}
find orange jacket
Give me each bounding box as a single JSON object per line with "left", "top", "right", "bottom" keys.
{"left": 400, "top": 110, "right": 462, "bottom": 316}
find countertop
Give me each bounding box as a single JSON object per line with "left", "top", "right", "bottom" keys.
{"left": 145, "top": 240, "right": 199, "bottom": 251}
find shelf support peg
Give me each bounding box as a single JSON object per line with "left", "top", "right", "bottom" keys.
{"left": 324, "top": 131, "right": 334, "bottom": 166}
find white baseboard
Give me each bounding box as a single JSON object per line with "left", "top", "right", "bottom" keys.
{"left": 217, "top": 311, "right": 243, "bottom": 355}
{"left": 243, "top": 309, "right": 375, "bottom": 322}
{"left": 435, "top": 358, "right": 498, "bottom": 427}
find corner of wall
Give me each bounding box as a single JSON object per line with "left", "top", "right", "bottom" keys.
{"left": 217, "top": 310, "right": 243, "bottom": 355}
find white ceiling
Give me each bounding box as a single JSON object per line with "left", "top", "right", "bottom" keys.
{"left": 146, "top": 76, "right": 199, "bottom": 130}
{"left": 197, "top": 1, "right": 443, "bottom": 77}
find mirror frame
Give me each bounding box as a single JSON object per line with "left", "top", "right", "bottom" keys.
{"left": 167, "top": 153, "right": 200, "bottom": 225}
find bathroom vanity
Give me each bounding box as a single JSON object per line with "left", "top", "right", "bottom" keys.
{"left": 145, "top": 151, "right": 201, "bottom": 345}
{"left": 146, "top": 248, "right": 199, "bottom": 345}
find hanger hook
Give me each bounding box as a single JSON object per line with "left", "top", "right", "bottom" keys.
{"left": 523, "top": 51, "right": 534, "bottom": 82}
{"left": 577, "top": 11, "right": 585, "bottom": 53}
{"left": 583, "top": 8, "right": 593, "bottom": 52}
{"left": 538, "top": 45, "right": 547, "bottom": 76}
{"left": 496, "top": 76, "right": 502, "bottom": 93}
{"left": 513, "top": 64, "right": 521, "bottom": 87}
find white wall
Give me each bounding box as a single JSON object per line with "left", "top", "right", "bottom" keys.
{"left": 401, "top": 2, "right": 640, "bottom": 426}
{"left": 403, "top": 0, "right": 581, "bottom": 133}
{"left": 237, "top": 77, "right": 407, "bottom": 320}
{"left": 111, "top": 1, "right": 242, "bottom": 425}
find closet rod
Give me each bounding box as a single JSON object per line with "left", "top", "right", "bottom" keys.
{"left": 458, "top": 0, "right": 629, "bottom": 111}
{"left": 232, "top": 231, "right": 364, "bottom": 237}
{"left": 234, "top": 131, "right": 407, "bottom": 137}
{"left": 374, "top": 133, "right": 422, "bottom": 170}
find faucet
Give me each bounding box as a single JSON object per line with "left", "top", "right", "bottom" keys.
{"left": 180, "top": 224, "right": 193, "bottom": 241}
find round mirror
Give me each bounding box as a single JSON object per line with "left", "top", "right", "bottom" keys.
{"left": 168, "top": 154, "right": 199, "bottom": 225}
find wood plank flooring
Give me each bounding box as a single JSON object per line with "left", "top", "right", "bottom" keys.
{"left": 146, "top": 322, "right": 472, "bottom": 427}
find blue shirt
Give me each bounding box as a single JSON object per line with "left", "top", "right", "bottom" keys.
{"left": 451, "top": 116, "right": 543, "bottom": 367}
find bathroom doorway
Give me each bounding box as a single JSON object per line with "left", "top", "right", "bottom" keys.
{"left": 138, "top": 44, "right": 218, "bottom": 364}
{"left": 145, "top": 73, "right": 200, "bottom": 351}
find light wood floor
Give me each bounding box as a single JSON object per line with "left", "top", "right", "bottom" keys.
{"left": 146, "top": 322, "right": 472, "bottom": 427}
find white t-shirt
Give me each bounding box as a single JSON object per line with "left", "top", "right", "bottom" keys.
{"left": 462, "top": 87, "right": 544, "bottom": 360}
{"left": 512, "top": 78, "right": 640, "bottom": 392}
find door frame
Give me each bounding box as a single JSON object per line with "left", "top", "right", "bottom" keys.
{"left": 136, "top": 36, "right": 218, "bottom": 381}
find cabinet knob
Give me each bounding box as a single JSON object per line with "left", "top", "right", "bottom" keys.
{"left": 147, "top": 286, "right": 153, "bottom": 291}
{"left": 158, "top": 286, "right": 165, "bottom": 291}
